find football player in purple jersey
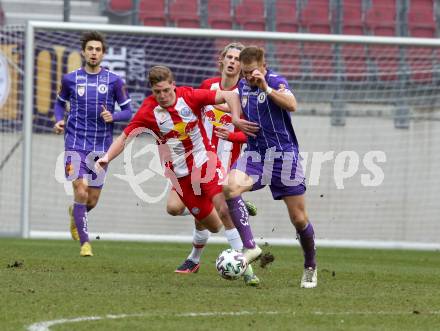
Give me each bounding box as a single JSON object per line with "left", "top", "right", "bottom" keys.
{"left": 223, "top": 46, "right": 318, "bottom": 288}
{"left": 53, "top": 31, "right": 132, "bottom": 256}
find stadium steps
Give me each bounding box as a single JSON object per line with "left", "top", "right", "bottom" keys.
{"left": 2, "top": 0, "right": 107, "bottom": 25}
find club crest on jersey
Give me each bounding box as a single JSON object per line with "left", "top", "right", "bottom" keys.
{"left": 77, "top": 85, "right": 85, "bottom": 97}
{"left": 179, "top": 106, "right": 191, "bottom": 118}
{"left": 98, "top": 84, "right": 108, "bottom": 94}
{"left": 258, "top": 92, "right": 266, "bottom": 103}
{"left": 241, "top": 95, "right": 248, "bottom": 108}
{"left": 191, "top": 207, "right": 200, "bottom": 215}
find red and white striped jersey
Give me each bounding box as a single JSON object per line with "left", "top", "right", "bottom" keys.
{"left": 199, "top": 77, "right": 244, "bottom": 170}
{"left": 124, "top": 87, "right": 217, "bottom": 178}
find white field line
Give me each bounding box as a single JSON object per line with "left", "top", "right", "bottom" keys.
{"left": 27, "top": 310, "right": 440, "bottom": 331}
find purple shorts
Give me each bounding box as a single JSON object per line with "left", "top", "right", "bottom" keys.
{"left": 64, "top": 150, "right": 107, "bottom": 188}
{"left": 231, "top": 150, "right": 306, "bottom": 200}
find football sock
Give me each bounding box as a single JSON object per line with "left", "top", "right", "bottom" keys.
{"left": 225, "top": 228, "right": 243, "bottom": 250}
{"left": 226, "top": 196, "right": 256, "bottom": 249}
{"left": 187, "top": 228, "right": 210, "bottom": 263}
{"left": 297, "top": 222, "right": 316, "bottom": 269}
{"left": 73, "top": 202, "right": 89, "bottom": 245}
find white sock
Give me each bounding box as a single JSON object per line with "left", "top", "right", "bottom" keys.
{"left": 225, "top": 228, "right": 243, "bottom": 250}
{"left": 225, "top": 228, "right": 256, "bottom": 277}
{"left": 187, "top": 228, "right": 210, "bottom": 263}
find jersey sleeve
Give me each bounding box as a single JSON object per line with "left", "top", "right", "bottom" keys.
{"left": 188, "top": 89, "right": 217, "bottom": 116}
{"left": 123, "top": 101, "right": 148, "bottom": 137}
{"left": 270, "top": 75, "right": 294, "bottom": 96}
{"left": 114, "top": 77, "right": 132, "bottom": 107}
{"left": 54, "top": 75, "right": 70, "bottom": 122}
{"left": 57, "top": 75, "right": 70, "bottom": 103}
{"left": 198, "top": 79, "right": 211, "bottom": 90}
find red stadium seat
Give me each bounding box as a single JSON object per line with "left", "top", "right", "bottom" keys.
{"left": 300, "top": 0, "right": 331, "bottom": 34}
{"left": 207, "top": 0, "right": 233, "bottom": 29}
{"left": 365, "top": 0, "right": 398, "bottom": 81}
{"left": 235, "top": 0, "right": 266, "bottom": 31}
{"left": 139, "top": 0, "right": 166, "bottom": 26}
{"left": 408, "top": 0, "right": 435, "bottom": 38}
{"left": 342, "top": 44, "right": 368, "bottom": 81}
{"left": 275, "top": 42, "right": 301, "bottom": 79}
{"left": 108, "top": 0, "right": 133, "bottom": 13}
{"left": 275, "top": 0, "right": 298, "bottom": 33}
{"left": 407, "top": 1, "right": 435, "bottom": 82}
{"left": 365, "top": 0, "right": 396, "bottom": 36}
{"left": 169, "top": 0, "right": 200, "bottom": 28}
{"left": 342, "top": 0, "right": 363, "bottom": 35}
{"left": 341, "top": 0, "right": 367, "bottom": 80}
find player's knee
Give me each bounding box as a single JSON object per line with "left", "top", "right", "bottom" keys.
{"left": 290, "top": 209, "right": 307, "bottom": 228}
{"left": 207, "top": 222, "right": 223, "bottom": 233}
{"left": 216, "top": 204, "right": 230, "bottom": 224}
{"left": 222, "top": 183, "right": 241, "bottom": 199}
{"left": 75, "top": 188, "right": 88, "bottom": 202}
{"left": 166, "top": 204, "right": 185, "bottom": 216}
{"left": 87, "top": 201, "right": 97, "bottom": 212}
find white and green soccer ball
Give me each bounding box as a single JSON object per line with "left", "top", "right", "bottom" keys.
{"left": 215, "top": 249, "right": 248, "bottom": 280}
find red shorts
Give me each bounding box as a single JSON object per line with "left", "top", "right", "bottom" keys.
{"left": 173, "top": 160, "right": 225, "bottom": 221}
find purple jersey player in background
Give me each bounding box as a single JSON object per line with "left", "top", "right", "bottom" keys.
{"left": 223, "top": 46, "right": 317, "bottom": 288}
{"left": 53, "top": 31, "right": 132, "bottom": 257}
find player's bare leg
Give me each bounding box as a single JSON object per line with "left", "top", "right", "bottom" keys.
{"left": 72, "top": 178, "right": 92, "bottom": 256}
{"left": 166, "top": 189, "right": 188, "bottom": 216}
{"left": 86, "top": 187, "right": 102, "bottom": 212}
{"left": 283, "top": 195, "right": 317, "bottom": 288}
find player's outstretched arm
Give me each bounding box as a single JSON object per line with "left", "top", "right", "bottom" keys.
{"left": 95, "top": 132, "right": 127, "bottom": 171}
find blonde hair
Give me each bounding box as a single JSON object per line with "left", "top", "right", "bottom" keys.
{"left": 218, "top": 42, "right": 245, "bottom": 72}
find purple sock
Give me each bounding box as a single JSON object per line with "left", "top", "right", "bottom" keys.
{"left": 73, "top": 202, "right": 89, "bottom": 245}
{"left": 298, "top": 222, "right": 316, "bottom": 269}
{"left": 226, "top": 196, "right": 255, "bottom": 249}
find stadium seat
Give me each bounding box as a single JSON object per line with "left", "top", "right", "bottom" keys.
{"left": 275, "top": 0, "right": 298, "bottom": 33}
{"left": 275, "top": 42, "right": 302, "bottom": 79}
{"left": 235, "top": 0, "right": 266, "bottom": 31}
{"left": 406, "top": 0, "right": 435, "bottom": 82}
{"left": 342, "top": 0, "right": 363, "bottom": 35}
{"left": 108, "top": 0, "right": 133, "bottom": 14}
{"left": 365, "top": 0, "right": 396, "bottom": 36}
{"left": 300, "top": 0, "right": 331, "bottom": 34}
{"left": 207, "top": 0, "right": 232, "bottom": 29}
{"left": 299, "top": 0, "right": 333, "bottom": 77}
{"left": 139, "top": 0, "right": 166, "bottom": 26}
{"left": 169, "top": 0, "right": 200, "bottom": 28}
{"left": 341, "top": 0, "right": 367, "bottom": 81}
{"left": 365, "top": 0, "right": 398, "bottom": 81}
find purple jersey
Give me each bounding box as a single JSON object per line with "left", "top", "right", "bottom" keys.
{"left": 57, "top": 67, "right": 131, "bottom": 152}
{"left": 238, "top": 69, "right": 298, "bottom": 155}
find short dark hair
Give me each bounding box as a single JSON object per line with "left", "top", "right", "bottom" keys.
{"left": 80, "top": 31, "right": 107, "bottom": 53}
{"left": 148, "top": 65, "right": 175, "bottom": 86}
{"left": 239, "top": 46, "right": 265, "bottom": 65}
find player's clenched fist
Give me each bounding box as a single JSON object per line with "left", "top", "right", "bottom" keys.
{"left": 95, "top": 154, "right": 109, "bottom": 172}
{"left": 54, "top": 120, "right": 65, "bottom": 134}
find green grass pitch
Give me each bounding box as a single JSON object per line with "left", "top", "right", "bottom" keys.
{"left": 1, "top": 238, "right": 439, "bottom": 330}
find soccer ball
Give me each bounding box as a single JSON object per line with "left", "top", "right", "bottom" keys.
{"left": 215, "top": 249, "right": 248, "bottom": 280}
